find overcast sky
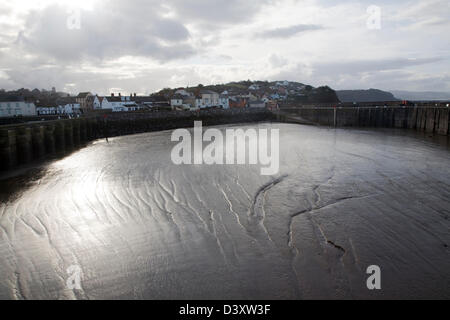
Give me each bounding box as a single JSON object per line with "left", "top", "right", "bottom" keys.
{"left": 0, "top": 0, "right": 449, "bottom": 95}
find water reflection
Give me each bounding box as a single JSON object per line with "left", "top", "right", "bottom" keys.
{"left": 0, "top": 124, "right": 449, "bottom": 300}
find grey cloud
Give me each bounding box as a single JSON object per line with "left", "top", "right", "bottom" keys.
{"left": 313, "top": 57, "right": 445, "bottom": 76}
{"left": 16, "top": 2, "right": 195, "bottom": 63}
{"left": 151, "top": 20, "right": 190, "bottom": 42}
{"left": 268, "top": 54, "right": 288, "bottom": 68}
{"left": 272, "top": 58, "right": 450, "bottom": 92}
{"left": 0, "top": 3, "right": 11, "bottom": 16}
{"left": 1, "top": 61, "right": 205, "bottom": 95}
{"left": 1, "top": 0, "right": 449, "bottom": 94}
{"left": 5, "top": 0, "right": 275, "bottom": 65}
{"left": 257, "top": 24, "right": 324, "bottom": 39}
{"left": 168, "top": 0, "right": 273, "bottom": 24}
{"left": 420, "top": 18, "right": 450, "bottom": 27}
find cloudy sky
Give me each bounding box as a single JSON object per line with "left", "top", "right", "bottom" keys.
{"left": 0, "top": 0, "right": 449, "bottom": 95}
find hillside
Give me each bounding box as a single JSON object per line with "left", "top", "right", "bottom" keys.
{"left": 337, "top": 89, "right": 399, "bottom": 103}
{"left": 0, "top": 88, "right": 71, "bottom": 107}
{"left": 156, "top": 80, "right": 340, "bottom": 103}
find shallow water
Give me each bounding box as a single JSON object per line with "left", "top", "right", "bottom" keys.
{"left": 1, "top": 123, "right": 449, "bottom": 300}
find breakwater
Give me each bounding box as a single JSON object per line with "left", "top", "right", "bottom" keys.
{"left": 0, "top": 118, "right": 99, "bottom": 172}
{"left": 99, "top": 108, "right": 275, "bottom": 137}
{"left": 0, "top": 109, "right": 275, "bottom": 172}
{"left": 278, "top": 106, "right": 449, "bottom": 135}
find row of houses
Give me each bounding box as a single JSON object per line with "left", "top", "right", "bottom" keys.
{"left": 37, "top": 103, "right": 81, "bottom": 116}
{"left": 34, "top": 92, "right": 172, "bottom": 115}
{"left": 75, "top": 92, "right": 169, "bottom": 113}
{"left": 0, "top": 87, "right": 280, "bottom": 118}
{"left": 0, "top": 100, "right": 36, "bottom": 117}
{"left": 170, "top": 90, "right": 229, "bottom": 110}
{"left": 169, "top": 89, "right": 279, "bottom": 111}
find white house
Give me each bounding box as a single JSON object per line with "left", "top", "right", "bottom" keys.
{"left": 101, "top": 95, "right": 136, "bottom": 112}
{"left": 175, "top": 89, "right": 192, "bottom": 97}
{"left": 122, "top": 104, "right": 142, "bottom": 112}
{"left": 170, "top": 95, "right": 184, "bottom": 109}
{"left": 276, "top": 81, "right": 290, "bottom": 87}
{"left": 0, "top": 101, "right": 36, "bottom": 117}
{"left": 59, "top": 103, "right": 81, "bottom": 115}
{"left": 184, "top": 96, "right": 202, "bottom": 110}
{"left": 170, "top": 95, "right": 200, "bottom": 111}
{"left": 249, "top": 100, "right": 266, "bottom": 108}
{"left": 194, "top": 97, "right": 203, "bottom": 109}
{"left": 199, "top": 90, "right": 220, "bottom": 108}
{"left": 36, "top": 107, "right": 57, "bottom": 115}
{"left": 37, "top": 103, "right": 81, "bottom": 116}
{"left": 219, "top": 95, "right": 230, "bottom": 109}
{"left": 93, "top": 96, "right": 102, "bottom": 110}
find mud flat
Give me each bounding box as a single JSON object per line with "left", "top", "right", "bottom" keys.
{"left": 0, "top": 123, "right": 449, "bottom": 300}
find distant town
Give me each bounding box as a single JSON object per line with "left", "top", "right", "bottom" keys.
{"left": 1, "top": 80, "right": 449, "bottom": 119}
{"left": 0, "top": 81, "right": 341, "bottom": 118}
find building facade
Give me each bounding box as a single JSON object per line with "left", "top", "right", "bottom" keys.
{"left": 76, "top": 92, "right": 94, "bottom": 112}
{"left": 0, "top": 101, "right": 37, "bottom": 117}
{"left": 249, "top": 100, "right": 266, "bottom": 108}
{"left": 219, "top": 95, "right": 230, "bottom": 109}
{"left": 200, "top": 90, "right": 220, "bottom": 108}
{"left": 100, "top": 95, "right": 143, "bottom": 112}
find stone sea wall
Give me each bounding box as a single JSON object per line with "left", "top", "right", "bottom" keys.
{"left": 279, "top": 107, "right": 449, "bottom": 135}
{"left": 0, "top": 109, "right": 275, "bottom": 172}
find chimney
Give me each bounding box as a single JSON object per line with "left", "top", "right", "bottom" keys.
{"left": 119, "top": 93, "right": 121, "bottom": 97}
{"left": 134, "top": 93, "right": 137, "bottom": 97}
{"left": 111, "top": 93, "right": 115, "bottom": 97}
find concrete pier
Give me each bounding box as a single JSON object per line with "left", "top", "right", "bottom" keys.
{"left": 437, "top": 109, "right": 449, "bottom": 135}
{"left": 54, "top": 122, "right": 65, "bottom": 153}
{"left": 16, "top": 127, "right": 32, "bottom": 165}
{"left": 0, "top": 117, "right": 101, "bottom": 171}
{"left": 80, "top": 119, "right": 87, "bottom": 143}
{"left": 0, "top": 110, "right": 275, "bottom": 172}
{"left": 1, "top": 107, "right": 448, "bottom": 173}
{"left": 394, "top": 108, "right": 407, "bottom": 129}
{"left": 281, "top": 107, "right": 450, "bottom": 136}
{"left": 64, "top": 121, "right": 74, "bottom": 150}
{"left": 426, "top": 108, "right": 436, "bottom": 133}
{"left": 0, "top": 129, "right": 17, "bottom": 170}
{"left": 32, "top": 126, "right": 45, "bottom": 159}
{"left": 72, "top": 119, "right": 81, "bottom": 147}
{"left": 44, "top": 124, "right": 56, "bottom": 155}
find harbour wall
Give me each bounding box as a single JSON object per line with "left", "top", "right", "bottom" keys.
{"left": 2, "top": 106, "right": 448, "bottom": 173}
{"left": 277, "top": 107, "right": 449, "bottom": 135}
{"left": 0, "top": 118, "right": 99, "bottom": 172}
{"left": 0, "top": 109, "right": 275, "bottom": 172}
